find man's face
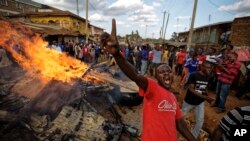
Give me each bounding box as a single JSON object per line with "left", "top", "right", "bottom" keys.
{"left": 197, "top": 48, "right": 202, "bottom": 55}
{"left": 208, "top": 48, "right": 214, "bottom": 55}
{"left": 228, "top": 53, "right": 236, "bottom": 62}
{"left": 155, "top": 46, "right": 159, "bottom": 50}
{"left": 156, "top": 65, "right": 173, "bottom": 89}
{"left": 226, "top": 45, "right": 231, "bottom": 51}
{"left": 201, "top": 63, "right": 212, "bottom": 75}
{"left": 189, "top": 51, "right": 195, "bottom": 57}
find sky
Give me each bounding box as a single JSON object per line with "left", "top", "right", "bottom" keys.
{"left": 32, "top": 0, "right": 250, "bottom": 39}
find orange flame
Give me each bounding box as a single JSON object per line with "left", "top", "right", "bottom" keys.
{"left": 0, "top": 19, "right": 89, "bottom": 83}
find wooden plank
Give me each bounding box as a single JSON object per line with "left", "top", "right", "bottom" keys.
{"left": 88, "top": 72, "right": 138, "bottom": 92}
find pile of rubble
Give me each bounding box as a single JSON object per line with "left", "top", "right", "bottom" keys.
{"left": 0, "top": 52, "right": 141, "bottom": 141}
{"left": 0, "top": 80, "right": 141, "bottom": 141}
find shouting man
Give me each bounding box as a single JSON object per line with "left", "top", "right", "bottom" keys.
{"left": 100, "top": 19, "right": 196, "bottom": 141}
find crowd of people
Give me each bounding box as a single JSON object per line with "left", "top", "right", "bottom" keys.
{"left": 99, "top": 19, "right": 249, "bottom": 141}
{"left": 119, "top": 43, "right": 250, "bottom": 103}
{"left": 47, "top": 20, "right": 249, "bottom": 141}
{"left": 48, "top": 40, "right": 105, "bottom": 64}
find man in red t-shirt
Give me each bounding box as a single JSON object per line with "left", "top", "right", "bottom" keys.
{"left": 197, "top": 47, "right": 206, "bottom": 65}
{"left": 100, "top": 19, "right": 196, "bottom": 141}
{"left": 212, "top": 52, "right": 241, "bottom": 113}
{"left": 176, "top": 48, "right": 187, "bottom": 76}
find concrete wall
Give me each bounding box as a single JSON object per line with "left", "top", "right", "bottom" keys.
{"left": 31, "top": 16, "right": 87, "bottom": 35}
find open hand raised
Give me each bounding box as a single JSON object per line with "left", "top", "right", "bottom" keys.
{"left": 100, "top": 19, "right": 120, "bottom": 55}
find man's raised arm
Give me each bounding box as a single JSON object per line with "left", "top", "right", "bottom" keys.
{"left": 100, "top": 19, "right": 148, "bottom": 91}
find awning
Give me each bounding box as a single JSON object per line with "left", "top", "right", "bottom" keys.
{"left": 235, "top": 49, "right": 250, "bottom": 62}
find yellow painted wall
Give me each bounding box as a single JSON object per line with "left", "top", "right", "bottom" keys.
{"left": 30, "top": 16, "right": 87, "bottom": 35}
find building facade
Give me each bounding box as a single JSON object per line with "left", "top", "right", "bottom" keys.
{"left": 0, "top": 0, "right": 41, "bottom": 16}
{"left": 7, "top": 10, "right": 90, "bottom": 43}
{"left": 178, "top": 21, "right": 232, "bottom": 48}
{"left": 3, "top": 0, "right": 105, "bottom": 44}
{"left": 29, "top": 11, "right": 88, "bottom": 36}
{"left": 178, "top": 16, "right": 250, "bottom": 48}
{"left": 89, "top": 24, "right": 104, "bottom": 42}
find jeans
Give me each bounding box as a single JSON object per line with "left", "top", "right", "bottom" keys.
{"left": 140, "top": 60, "right": 148, "bottom": 75}
{"left": 182, "top": 101, "right": 204, "bottom": 139}
{"left": 176, "top": 64, "right": 183, "bottom": 76}
{"left": 215, "top": 81, "right": 231, "bottom": 111}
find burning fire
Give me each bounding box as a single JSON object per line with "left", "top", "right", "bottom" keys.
{"left": 0, "top": 19, "right": 90, "bottom": 83}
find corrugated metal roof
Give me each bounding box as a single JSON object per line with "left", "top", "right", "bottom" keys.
{"left": 21, "top": 21, "right": 85, "bottom": 36}
{"left": 179, "top": 21, "right": 232, "bottom": 34}
{"left": 16, "top": 0, "right": 42, "bottom": 7}
{"left": 7, "top": 10, "right": 88, "bottom": 22}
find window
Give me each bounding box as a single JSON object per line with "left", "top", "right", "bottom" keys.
{"left": 48, "top": 20, "right": 56, "bottom": 25}
{"left": 15, "top": 2, "right": 22, "bottom": 9}
{"left": 0, "top": 0, "right": 8, "bottom": 6}
{"left": 28, "top": 7, "right": 36, "bottom": 12}
{"left": 209, "top": 29, "right": 216, "bottom": 43}
{"left": 63, "top": 20, "right": 69, "bottom": 28}
{"left": 16, "top": 2, "right": 19, "bottom": 8}
{"left": 19, "top": 3, "right": 22, "bottom": 9}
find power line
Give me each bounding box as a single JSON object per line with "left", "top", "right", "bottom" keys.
{"left": 89, "top": 1, "right": 98, "bottom": 13}
{"left": 168, "top": 0, "right": 177, "bottom": 11}
{"left": 207, "top": 0, "right": 235, "bottom": 15}
{"left": 172, "top": 0, "right": 190, "bottom": 17}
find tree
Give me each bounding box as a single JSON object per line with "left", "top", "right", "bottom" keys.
{"left": 136, "top": 30, "right": 139, "bottom": 40}
{"left": 170, "top": 32, "right": 178, "bottom": 41}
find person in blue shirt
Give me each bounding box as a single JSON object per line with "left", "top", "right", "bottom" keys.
{"left": 184, "top": 49, "right": 199, "bottom": 82}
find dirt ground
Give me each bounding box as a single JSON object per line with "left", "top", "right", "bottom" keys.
{"left": 115, "top": 72, "right": 250, "bottom": 140}
{"left": 171, "top": 75, "right": 250, "bottom": 133}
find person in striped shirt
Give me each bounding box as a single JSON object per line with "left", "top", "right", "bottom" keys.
{"left": 212, "top": 52, "right": 241, "bottom": 113}
{"left": 212, "top": 106, "right": 250, "bottom": 141}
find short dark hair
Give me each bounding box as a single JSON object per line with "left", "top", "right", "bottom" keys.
{"left": 210, "top": 47, "right": 217, "bottom": 52}
{"left": 156, "top": 63, "right": 168, "bottom": 69}
{"left": 228, "top": 44, "right": 234, "bottom": 50}
{"left": 202, "top": 60, "right": 213, "bottom": 66}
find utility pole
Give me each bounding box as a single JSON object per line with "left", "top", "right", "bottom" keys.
{"left": 177, "top": 18, "right": 179, "bottom": 33}
{"left": 176, "top": 17, "right": 179, "bottom": 42}
{"left": 207, "top": 14, "right": 211, "bottom": 48}
{"left": 85, "top": 0, "right": 89, "bottom": 43}
{"left": 161, "top": 10, "right": 166, "bottom": 39}
{"left": 159, "top": 30, "right": 162, "bottom": 39}
{"left": 187, "top": 0, "right": 198, "bottom": 51}
{"left": 76, "top": 0, "right": 79, "bottom": 15}
{"left": 163, "top": 11, "right": 170, "bottom": 41}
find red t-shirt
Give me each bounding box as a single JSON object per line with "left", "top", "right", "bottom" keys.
{"left": 198, "top": 55, "right": 206, "bottom": 64}
{"left": 177, "top": 52, "right": 187, "bottom": 64}
{"left": 149, "top": 51, "right": 154, "bottom": 61}
{"left": 139, "top": 78, "right": 182, "bottom": 141}
{"left": 218, "top": 61, "right": 241, "bottom": 84}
